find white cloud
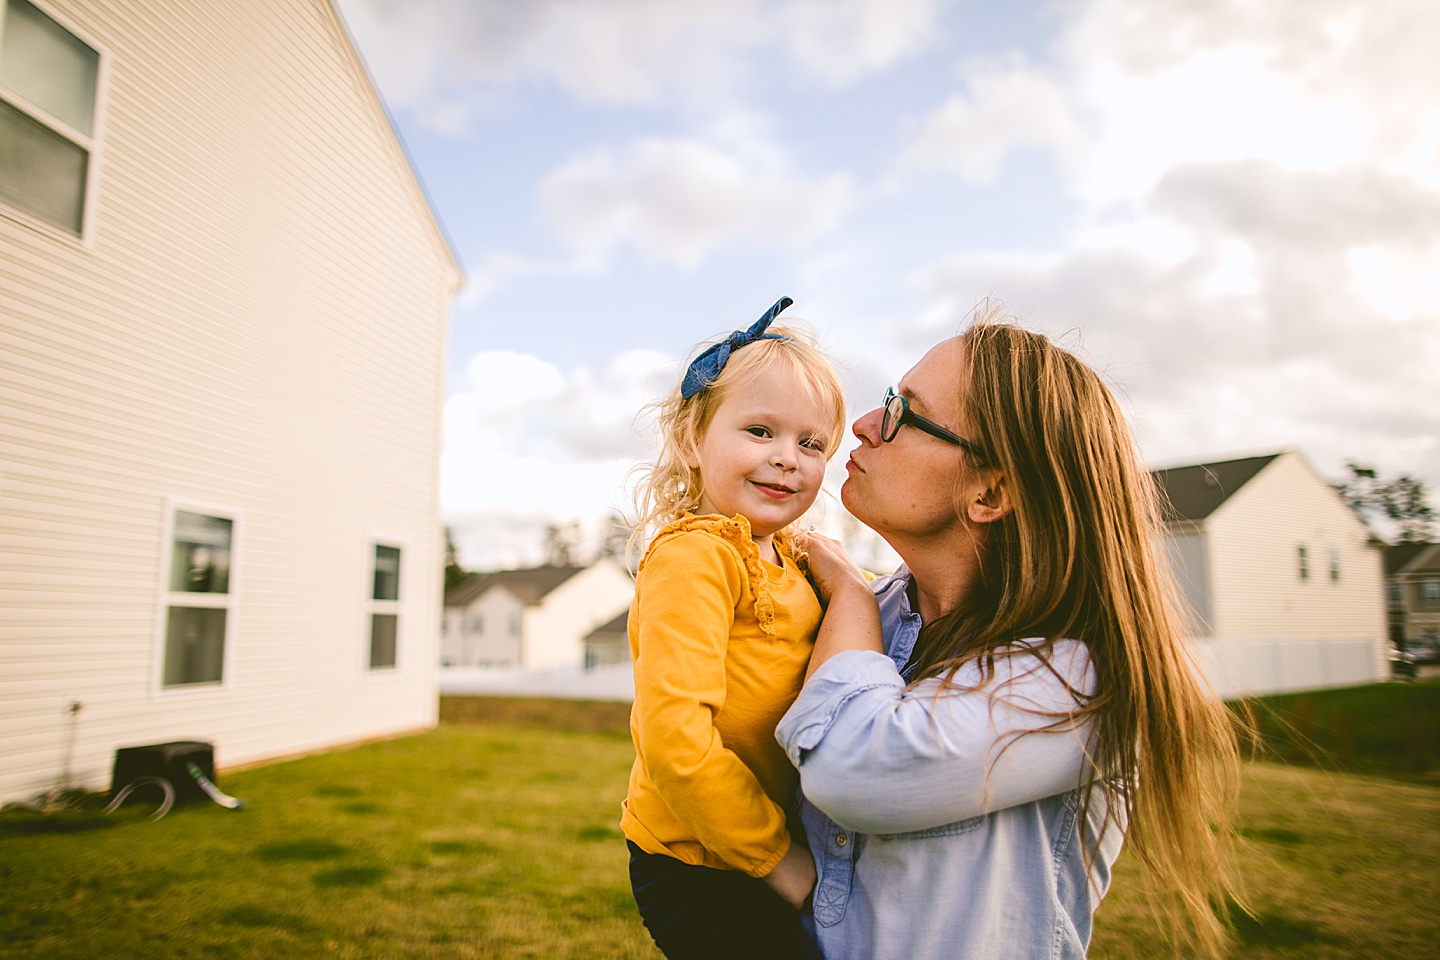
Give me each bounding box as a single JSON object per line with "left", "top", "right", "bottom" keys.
{"left": 540, "top": 138, "right": 854, "bottom": 267}
{"left": 338, "top": 0, "right": 944, "bottom": 129}
{"left": 441, "top": 348, "right": 677, "bottom": 566}
{"left": 779, "top": 0, "right": 941, "bottom": 85}
{"left": 900, "top": 58, "right": 1082, "bottom": 183}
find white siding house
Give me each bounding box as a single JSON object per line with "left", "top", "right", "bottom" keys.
{"left": 1153, "top": 451, "right": 1389, "bottom": 697}
{"left": 0, "top": 0, "right": 461, "bottom": 803}
{"left": 442, "top": 559, "right": 635, "bottom": 670}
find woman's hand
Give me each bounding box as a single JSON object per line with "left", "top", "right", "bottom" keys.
{"left": 762, "top": 837, "right": 817, "bottom": 910}
{"left": 802, "top": 532, "right": 870, "bottom": 606}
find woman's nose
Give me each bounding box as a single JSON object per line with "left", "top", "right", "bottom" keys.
{"left": 852, "top": 407, "right": 883, "bottom": 444}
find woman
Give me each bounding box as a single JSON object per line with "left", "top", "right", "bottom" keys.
{"left": 777, "top": 309, "right": 1241, "bottom": 960}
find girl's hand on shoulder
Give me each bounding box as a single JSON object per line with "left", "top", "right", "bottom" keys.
{"left": 802, "top": 532, "right": 870, "bottom": 606}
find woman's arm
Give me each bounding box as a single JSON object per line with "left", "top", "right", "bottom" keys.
{"left": 777, "top": 640, "right": 1095, "bottom": 835}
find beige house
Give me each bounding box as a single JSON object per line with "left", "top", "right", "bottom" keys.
{"left": 0, "top": 0, "right": 461, "bottom": 803}
{"left": 1153, "top": 451, "right": 1389, "bottom": 696}
{"left": 1384, "top": 542, "right": 1440, "bottom": 653}
{"left": 442, "top": 559, "right": 635, "bottom": 670}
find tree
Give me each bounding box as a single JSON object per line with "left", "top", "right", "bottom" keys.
{"left": 442, "top": 526, "right": 473, "bottom": 590}
{"left": 596, "top": 512, "right": 632, "bottom": 560}
{"left": 1333, "top": 461, "right": 1436, "bottom": 543}
{"left": 543, "top": 520, "right": 583, "bottom": 566}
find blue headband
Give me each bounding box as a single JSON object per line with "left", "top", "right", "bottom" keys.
{"left": 680, "top": 297, "right": 794, "bottom": 399}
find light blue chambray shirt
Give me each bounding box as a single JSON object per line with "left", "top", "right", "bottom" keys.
{"left": 775, "top": 568, "right": 1125, "bottom": 960}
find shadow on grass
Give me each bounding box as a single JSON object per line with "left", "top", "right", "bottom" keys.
{"left": 255, "top": 839, "right": 349, "bottom": 862}
{"left": 1221, "top": 897, "right": 1339, "bottom": 950}
{"left": 1234, "top": 680, "right": 1440, "bottom": 783}
{"left": 313, "top": 865, "right": 389, "bottom": 888}
{"left": 219, "top": 905, "right": 317, "bottom": 934}
{"left": 1239, "top": 826, "right": 1305, "bottom": 845}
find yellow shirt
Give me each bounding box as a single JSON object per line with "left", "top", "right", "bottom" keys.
{"left": 620, "top": 514, "right": 822, "bottom": 877}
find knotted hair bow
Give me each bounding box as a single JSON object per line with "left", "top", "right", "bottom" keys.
{"left": 680, "top": 297, "right": 794, "bottom": 399}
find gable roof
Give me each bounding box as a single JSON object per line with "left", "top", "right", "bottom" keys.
{"left": 584, "top": 610, "right": 629, "bottom": 640}
{"left": 445, "top": 565, "right": 585, "bottom": 608}
{"left": 1151, "top": 453, "right": 1282, "bottom": 523}
{"left": 1385, "top": 542, "right": 1439, "bottom": 576}
{"left": 324, "top": 1, "right": 462, "bottom": 284}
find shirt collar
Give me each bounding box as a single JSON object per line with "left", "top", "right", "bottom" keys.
{"left": 873, "top": 565, "right": 923, "bottom": 677}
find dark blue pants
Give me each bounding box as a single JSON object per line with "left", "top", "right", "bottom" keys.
{"left": 628, "top": 841, "right": 821, "bottom": 960}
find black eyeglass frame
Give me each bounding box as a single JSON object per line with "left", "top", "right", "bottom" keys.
{"left": 881, "top": 387, "right": 985, "bottom": 458}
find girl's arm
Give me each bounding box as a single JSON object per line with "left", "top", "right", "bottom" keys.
{"left": 776, "top": 640, "right": 1095, "bottom": 836}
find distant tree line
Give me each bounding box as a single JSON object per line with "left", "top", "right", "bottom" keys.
{"left": 1333, "top": 461, "right": 1435, "bottom": 543}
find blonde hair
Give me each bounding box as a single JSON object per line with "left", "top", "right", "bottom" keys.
{"left": 630, "top": 321, "right": 847, "bottom": 550}
{"left": 909, "top": 304, "right": 1242, "bottom": 958}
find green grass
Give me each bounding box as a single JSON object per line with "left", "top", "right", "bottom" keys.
{"left": 1, "top": 709, "right": 654, "bottom": 960}
{"left": 2, "top": 686, "right": 1436, "bottom": 959}
{"left": 1237, "top": 678, "right": 1440, "bottom": 782}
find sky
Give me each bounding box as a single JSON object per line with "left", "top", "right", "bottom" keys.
{"left": 334, "top": 0, "right": 1440, "bottom": 571}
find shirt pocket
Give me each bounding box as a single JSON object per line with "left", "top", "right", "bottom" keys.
{"left": 875, "top": 814, "right": 985, "bottom": 841}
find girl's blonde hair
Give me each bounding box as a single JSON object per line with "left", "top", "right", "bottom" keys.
{"left": 630, "top": 321, "right": 847, "bottom": 550}
{"left": 909, "top": 304, "right": 1242, "bottom": 958}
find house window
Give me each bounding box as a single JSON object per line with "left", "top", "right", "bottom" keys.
{"left": 161, "top": 510, "right": 233, "bottom": 687}
{"left": 1297, "top": 545, "right": 1309, "bottom": 581}
{"left": 508, "top": 613, "right": 521, "bottom": 636}
{"left": 1329, "top": 548, "right": 1340, "bottom": 582}
{"left": 1387, "top": 583, "right": 1403, "bottom": 608}
{"left": 1422, "top": 580, "right": 1440, "bottom": 607}
{"left": 0, "top": 0, "right": 100, "bottom": 235}
{"left": 369, "top": 544, "right": 400, "bottom": 669}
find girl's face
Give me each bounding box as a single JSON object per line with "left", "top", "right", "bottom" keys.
{"left": 686, "top": 361, "right": 833, "bottom": 543}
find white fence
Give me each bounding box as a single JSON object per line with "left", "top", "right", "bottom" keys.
{"left": 1189, "top": 636, "right": 1387, "bottom": 699}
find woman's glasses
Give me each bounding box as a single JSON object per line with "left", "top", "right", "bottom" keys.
{"left": 880, "top": 387, "right": 985, "bottom": 458}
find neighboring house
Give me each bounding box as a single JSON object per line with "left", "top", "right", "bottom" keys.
{"left": 0, "top": 0, "right": 461, "bottom": 803}
{"left": 1384, "top": 542, "right": 1440, "bottom": 653}
{"left": 442, "top": 559, "right": 634, "bottom": 670}
{"left": 1152, "top": 451, "right": 1389, "bottom": 697}
{"left": 583, "top": 610, "right": 630, "bottom": 671}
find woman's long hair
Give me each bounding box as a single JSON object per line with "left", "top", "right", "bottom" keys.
{"left": 908, "top": 305, "right": 1242, "bottom": 958}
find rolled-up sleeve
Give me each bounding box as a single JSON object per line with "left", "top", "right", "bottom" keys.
{"left": 776, "top": 642, "right": 1095, "bottom": 836}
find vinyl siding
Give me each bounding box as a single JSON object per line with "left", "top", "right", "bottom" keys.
{"left": 1204, "top": 452, "right": 1387, "bottom": 673}
{"left": 0, "top": 0, "right": 459, "bottom": 801}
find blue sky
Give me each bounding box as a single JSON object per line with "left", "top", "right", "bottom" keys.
{"left": 336, "top": 0, "right": 1440, "bottom": 569}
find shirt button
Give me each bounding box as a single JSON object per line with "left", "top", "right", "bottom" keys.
{"left": 835, "top": 833, "right": 847, "bottom": 847}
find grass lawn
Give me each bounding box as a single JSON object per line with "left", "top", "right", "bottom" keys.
{"left": 2, "top": 683, "right": 1437, "bottom": 959}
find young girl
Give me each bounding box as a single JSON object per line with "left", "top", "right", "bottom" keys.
{"left": 621, "top": 297, "right": 846, "bottom": 960}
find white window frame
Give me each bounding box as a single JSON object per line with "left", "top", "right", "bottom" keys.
{"left": 152, "top": 499, "right": 241, "bottom": 695}
{"left": 1297, "top": 544, "right": 1309, "bottom": 581}
{"left": 365, "top": 538, "right": 405, "bottom": 673}
{"left": 0, "top": 0, "right": 107, "bottom": 244}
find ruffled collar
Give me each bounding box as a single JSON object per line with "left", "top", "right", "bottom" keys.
{"left": 642, "top": 513, "right": 800, "bottom": 637}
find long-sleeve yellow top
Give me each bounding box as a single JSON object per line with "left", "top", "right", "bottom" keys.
{"left": 620, "top": 514, "right": 822, "bottom": 877}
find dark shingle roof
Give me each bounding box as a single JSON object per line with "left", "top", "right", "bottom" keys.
{"left": 1385, "top": 542, "right": 1437, "bottom": 576}
{"left": 444, "top": 564, "right": 585, "bottom": 608}
{"left": 1150, "top": 453, "right": 1281, "bottom": 523}
{"left": 584, "top": 610, "right": 629, "bottom": 640}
